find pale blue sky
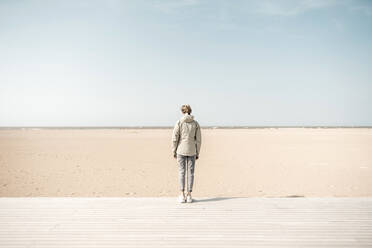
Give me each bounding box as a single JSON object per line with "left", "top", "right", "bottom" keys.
{"left": 0, "top": 0, "right": 371, "bottom": 126}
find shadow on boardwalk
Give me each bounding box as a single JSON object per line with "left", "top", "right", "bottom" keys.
{"left": 192, "top": 195, "right": 305, "bottom": 203}
{"left": 193, "top": 197, "right": 239, "bottom": 203}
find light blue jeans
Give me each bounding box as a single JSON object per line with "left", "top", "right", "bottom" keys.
{"left": 177, "top": 154, "right": 196, "bottom": 192}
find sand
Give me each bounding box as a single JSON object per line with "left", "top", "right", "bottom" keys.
{"left": 0, "top": 128, "right": 371, "bottom": 197}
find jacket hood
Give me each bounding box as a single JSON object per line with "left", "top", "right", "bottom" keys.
{"left": 180, "top": 114, "right": 195, "bottom": 123}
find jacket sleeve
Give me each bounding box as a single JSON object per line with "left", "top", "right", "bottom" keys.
{"left": 171, "top": 121, "right": 180, "bottom": 156}
{"left": 195, "top": 122, "right": 202, "bottom": 157}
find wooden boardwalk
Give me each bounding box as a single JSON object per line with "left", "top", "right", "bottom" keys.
{"left": 0, "top": 197, "right": 371, "bottom": 247}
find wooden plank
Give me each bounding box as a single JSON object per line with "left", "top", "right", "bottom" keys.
{"left": 0, "top": 197, "right": 371, "bottom": 247}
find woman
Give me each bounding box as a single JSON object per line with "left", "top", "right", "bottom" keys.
{"left": 172, "top": 104, "right": 202, "bottom": 203}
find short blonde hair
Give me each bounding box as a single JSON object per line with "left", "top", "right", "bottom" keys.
{"left": 181, "top": 104, "right": 192, "bottom": 114}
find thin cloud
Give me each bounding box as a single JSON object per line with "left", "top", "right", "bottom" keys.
{"left": 332, "top": 18, "right": 345, "bottom": 32}
{"left": 254, "top": 0, "right": 340, "bottom": 16}
{"left": 350, "top": 5, "right": 372, "bottom": 16}
{"left": 254, "top": 0, "right": 372, "bottom": 17}
{"left": 152, "top": 0, "right": 201, "bottom": 14}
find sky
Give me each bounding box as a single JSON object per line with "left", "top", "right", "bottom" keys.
{"left": 0, "top": 0, "right": 371, "bottom": 127}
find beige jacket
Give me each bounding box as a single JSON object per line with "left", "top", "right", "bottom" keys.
{"left": 172, "top": 114, "right": 201, "bottom": 157}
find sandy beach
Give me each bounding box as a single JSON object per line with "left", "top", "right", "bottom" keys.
{"left": 0, "top": 128, "right": 371, "bottom": 197}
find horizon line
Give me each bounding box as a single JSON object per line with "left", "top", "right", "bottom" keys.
{"left": 1, "top": 125, "right": 372, "bottom": 129}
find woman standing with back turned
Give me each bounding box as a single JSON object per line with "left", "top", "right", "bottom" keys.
{"left": 172, "top": 104, "right": 202, "bottom": 203}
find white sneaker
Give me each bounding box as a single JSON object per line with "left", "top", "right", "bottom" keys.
{"left": 178, "top": 194, "right": 185, "bottom": 203}
{"left": 186, "top": 194, "right": 193, "bottom": 203}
